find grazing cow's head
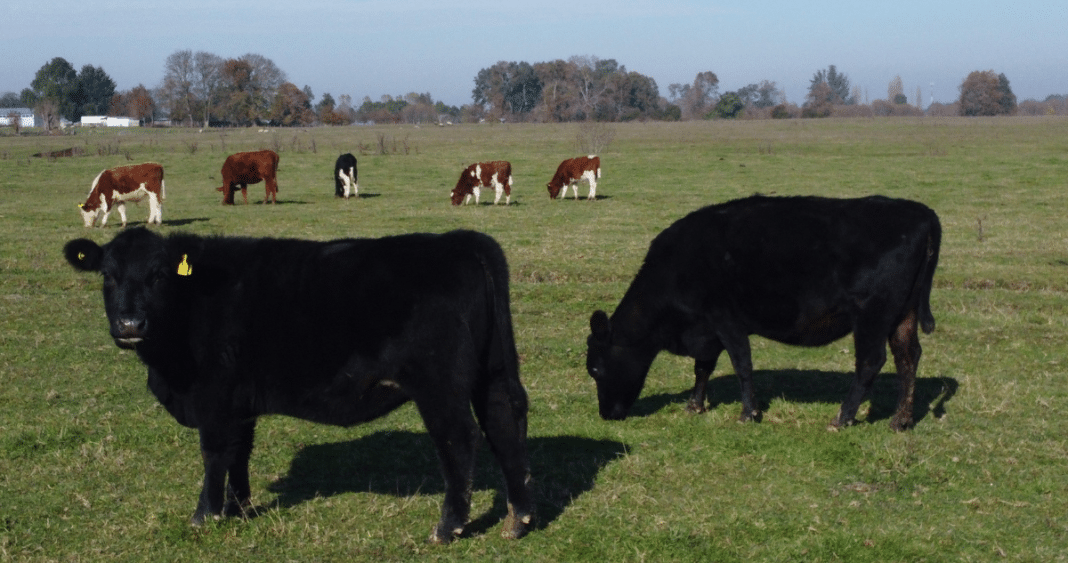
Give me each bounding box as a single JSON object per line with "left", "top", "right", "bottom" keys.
{"left": 451, "top": 166, "right": 477, "bottom": 205}
{"left": 78, "top": 202, "right": 102, "bottom": 227}
{"left": 65, "top": 228, "right": 193, "bottom": 349}
{"left": 450, "top": 186, "right": 465, "bottom": 206}
{"left": 586, "top": 310, "right": 655, "bottom": 420}
{"left": 546, "top": 182, "right": 563, "bottom": 200}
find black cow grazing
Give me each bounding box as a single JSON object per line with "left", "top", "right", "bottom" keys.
{"left": 586, "top": 195, "right": 941, "bottom": 432}
{"left": 334, "top": 153, "right": 358, "bottom": 198}
{"left": 64, "top": 227, "right": 533, "bottom": 543}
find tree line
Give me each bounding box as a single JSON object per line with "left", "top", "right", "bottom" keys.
{"left": 1, "top": 52, "right": 1050, "bottom": 131}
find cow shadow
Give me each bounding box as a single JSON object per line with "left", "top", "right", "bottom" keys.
{"left": 254, "top": 199, "right": 310, "bottom": 205}
{"left": 631, "top": 370, "right": 958, "bottom": 426}
{"left": 556, "top": 195, "right": 611, "bottom": 202}
{"left": 336, "top": 193, "right": 381, "bottom": 200}
{"left": 263, "top": 431, "right": 628, "bottom": 536}
{"left": 161, "top": 217, "right": 211, "bottom": 227}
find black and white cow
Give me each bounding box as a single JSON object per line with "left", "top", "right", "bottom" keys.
{"left": 64, "top": 227, "right": 533, "bottom": 543}
{"left": 334, "top": 153, "right": 358, "bottom": 198}
{"left": 586, "top": 195, "right": 941, "bottom": 431}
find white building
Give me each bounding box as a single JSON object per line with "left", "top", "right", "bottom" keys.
{"left": 0, "top": 108, "right": 35, "bottom": 128}
{"left": 80, "top": 115, "right": 138, "bottom": 127}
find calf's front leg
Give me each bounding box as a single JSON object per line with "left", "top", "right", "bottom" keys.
{"left": 191, "top": 421, "right": 257, "bottom": 525}
{"left": 719, "top": 332, "right": 759, "bottom": 422}
{"left": 687, "top": 357, "right": 719, "bottom": 413}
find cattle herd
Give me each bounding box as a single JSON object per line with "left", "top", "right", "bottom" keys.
{"left": 66, "top": 147, "right": 942, "bottom": 544}
{"left": 77, "top": 151, "right": 602, "bottom": 227}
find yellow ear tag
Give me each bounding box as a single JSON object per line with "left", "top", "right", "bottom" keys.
{"left": 78, "top": 252, "right": 86, "bottom": 261}
{"left": 177, "top": 254, "right": 193, "bottom": 276}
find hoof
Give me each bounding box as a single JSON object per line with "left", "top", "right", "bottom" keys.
{"left": 190, "top": 511, "right": 220, "bottom": 527}
{"left": 737, "top": 410, "right": 760, "bottom": 423}
{"left": 684, "top": 402, "right": 706, "bottom": 414}
{"left": 428, "top": 523, "right": 464, "bottom": 545}
{"left": 224, "top": 499, "right": 253, "bottom": 518}
{"left": 501, "top": 511, "right": 533, "bottom": 540}
{"left": 829, "top": 414, "right": 856, "bottom": 430}
{"left": 890, "top": 416, "right": 914, "bottom": 432}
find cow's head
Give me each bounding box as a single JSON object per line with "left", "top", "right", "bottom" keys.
{"left": 546, "top": 182, "right": 561, "bottom": 199}
{"left": 65, "top": 228, "right": 194, "bottom": 350}
{"left": 586, "top": 310, "right": 655, "bottom": 420}
{"left": 78, "top": 202, "right": 102, "bottom": 228}
{"left": 450, "top": 186, "right": 465, "bottom": 206}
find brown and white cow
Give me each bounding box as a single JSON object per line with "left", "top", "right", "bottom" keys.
{"left": 79, "top": 163, "right": 165, "bottom": 228}
{"left": 546, "top": 155, "right": 600, "bottom": 200}
{"left": 451, "top": 161, "right": 513, "bottom": 206}
{"left": 217, "top": 150, "right": 280, "bottom": 205}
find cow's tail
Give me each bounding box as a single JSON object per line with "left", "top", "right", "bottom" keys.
{"left": 916, "top": 212, "right": 941, "bottom": 334}
{"left": 475, "top": 233, "right": 521, "bottom": 384}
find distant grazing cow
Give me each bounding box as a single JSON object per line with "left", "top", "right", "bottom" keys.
{"left": 217, "top": 150, "right": 280, "bottom": 204}
{"left": 451, "top": 161, "right": 513, "bottom": 205}
{"left": 64, "top": 228, "right": 533, "bottom": 543}
{"left": 586, "top": 195, "right": 941, "bottom": 431}
{"left": 334, "top": 153, "right": 358, "bottom": 198}
{"left": 78, "top": 163, "right": 165, "bottom": 228}
{"left": 547, "top": 155, "right": 600, "bottom": 200}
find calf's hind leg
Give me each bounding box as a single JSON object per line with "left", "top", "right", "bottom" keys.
{"left": 471, "top": 374, "right": 534, "bottom": 539}
{"left": 887, "top": 311, "right": 921, "bottom": 431}
{"left": 417, "top": 401, "right": 481, "bottom": 544}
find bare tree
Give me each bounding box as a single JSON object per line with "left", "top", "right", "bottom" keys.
{"left": 669, "top": 71, "right": 719, "bottom": 120}
{"left": 6, "top": 110, "right": 22, "bottom": 134}
{"left": 193, "top": 51, "right": 223, "bottom": 126}
{"left": 159, "top": 50, "right": 197, "bottom": 125}
{"left": 888, "top": 75, "right": 904, "bottom": 103}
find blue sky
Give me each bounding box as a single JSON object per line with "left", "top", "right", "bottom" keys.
{"left": 4, "top": 1, "right": 1065, "bottom": 109}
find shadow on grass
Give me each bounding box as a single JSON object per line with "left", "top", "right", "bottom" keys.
{"left": 336, "top": 193, "right": 381, "bottom": 199}
{"left": 265, "top": 431, "right": 627, "bottom": 536}
{"left": 253, "top": 199, "right": 310, "bottom": 205}
{"left": 161, "top": 217, "right": 211, "bottom": 227}
{"left": 552, "top": 194, "right": 611, "bottom": 202}
{"left": 631, "top": 370, "right": 958, "bottom": 426}
{"left": 474, "top": 200, "right": 523, "bottom": 206}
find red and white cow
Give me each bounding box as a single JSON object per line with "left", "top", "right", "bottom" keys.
{"left": 79, "top": 163, "right": 165, "bottom": 228}
{"left": 546, "top": 155, "right": 600, "bottom": 200}
{"left": 451, "top": 161, "right": 513, "bottom": 205}
{"left": 217, "top": 150, "right": 280, "bottom": 205}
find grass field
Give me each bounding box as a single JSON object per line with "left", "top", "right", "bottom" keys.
{"left": 1, "top": 117, "right": 1067, "bottom": 561}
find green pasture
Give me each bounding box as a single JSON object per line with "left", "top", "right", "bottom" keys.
{"left": 1, "top": 117, "right": 1066, "bottom": 561}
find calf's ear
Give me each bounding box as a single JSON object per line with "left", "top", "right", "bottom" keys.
{"left": 589, "top": 310, "right": 612, "bottom": 342}
{"left": 64, "top": 239, "right": 103, "bottom": 272}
